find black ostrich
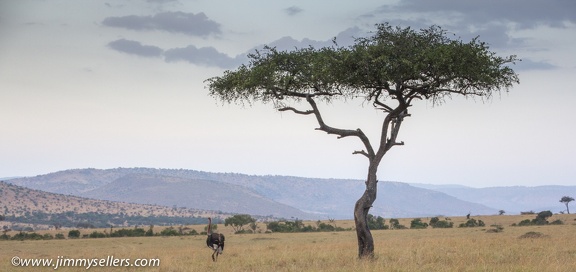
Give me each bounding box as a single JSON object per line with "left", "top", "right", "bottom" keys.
{"left": 206, "top": 217, "right": 225, "bottom": 261}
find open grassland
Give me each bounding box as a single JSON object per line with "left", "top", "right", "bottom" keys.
{"left": 1, "top": 215, "right": 575, "bottom": 271}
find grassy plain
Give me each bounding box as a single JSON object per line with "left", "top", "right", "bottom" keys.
{"left": 1, "top": 214, "right": 575, "bottom": 271}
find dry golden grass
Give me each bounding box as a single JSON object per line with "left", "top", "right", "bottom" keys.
{"left": 1, "top": 215, "right": 575, "bottom": 271}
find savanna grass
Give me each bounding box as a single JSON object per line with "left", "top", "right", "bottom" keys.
{"left": 1, "top": 215, "right": 575, "bottom": 271}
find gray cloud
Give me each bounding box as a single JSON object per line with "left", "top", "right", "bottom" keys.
{"left": 102, "top": 11, "right": 221, "bottom": 37}
{"left": 107, "top": 39, "right": 164, "bottom": 57}
{"left": 360, "top": 0, "right": 576, "bottom": 54}
{"left": 106, "top": 28, "right": 365, "bottom": 69}
{"left": 284, "top": 6, "right": 303, "bottom": 16}
{"left": 390, "top": 0, "right": 576, "bottom": 29}
{"left": 164, "top": 45, "right": 243, "bottom": 68}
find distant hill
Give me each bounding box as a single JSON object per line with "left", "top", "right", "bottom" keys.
{"left": 81, "top": 174, "right": 312, "bottom": 219}
{"left": 409, "top": 184, "right": 576, "bottom": 214}
{"left": 0, "top": 181, "right": 220, "bottom": 229}
{"left": 6, "top": 168, "right": 501, "bottom": 219}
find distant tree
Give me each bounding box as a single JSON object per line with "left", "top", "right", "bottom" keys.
{"left": 498, "top": 210, "right": 505, "bottom": 215}
{"left": 388, "top": 218, "right": 406, "bottom": 229}
{"left": 459, "top": 218, "right": 485, "bottom": 228}
{"left": 207, "top": 23, "right": 519, "bottom": 258}
{"left": 145, "top": 225, "right": 154, "bottom": 236}
{"left": 68, "top": 230, "right": 80, "bottom": 239}
{"left": 249, "top": 221, "right": 258, "bottom": 233}
{"left": 560, "top": 196, "right": 574, "bottom": 214}
{"left": 410, "top": 218, "right": 428, "bottom": 229}
{"left": 533, "top": 210, "right": 553, "bottom": 225}
{"left": 367, "top": 214, "right": 387, "bottom": 230}
{"left": 429, "top": 217, "right": 453, "bottom": 228}
{"left": 514, "top": 210, "right": 556, "bottom": 226}
{"left": 224, "top": 214, "right": 256, "bottom": 233}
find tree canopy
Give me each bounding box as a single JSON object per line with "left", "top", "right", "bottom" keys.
{"left": 207, "top": 23, "right": 518, "bottom": 112}
{"left": 206, "top": 23, "right": 519, "bottom": 258}
{"left": 224, "top": 214, "right": 256, "bottom": 233}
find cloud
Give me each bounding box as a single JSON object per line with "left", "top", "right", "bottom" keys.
{"left": 102, "top": 11, "right": 221, "bottom": 37}
{"left": 284, "top": 6, "right": 303, "bottom": 16}
{"left": 164, "top": 45, "right": 243, "bottom": 68}
{"left": 362, "top": 0, "right": 576, "bottom": 50}
{"left": 105, "top": 27, "right": 366, "bottom": 69}
{"left": 107, "top": 39, "right": 164, "bottom": 57}
{"left": 390, "top": 0, "right": 576, "bottom": 29}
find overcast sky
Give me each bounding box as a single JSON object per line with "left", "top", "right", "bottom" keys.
{"left": 1, "top": 0, "right": 575, "bottom": 187}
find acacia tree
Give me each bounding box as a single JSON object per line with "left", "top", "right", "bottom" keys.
{"left": 206, "top": 23, "right": 518, "bottom": 258}
{"left": 224, "top": 214, "right": 256, "bottom": 233}
{"left": 560, "top": 196, "right": 574, "bottom": 214}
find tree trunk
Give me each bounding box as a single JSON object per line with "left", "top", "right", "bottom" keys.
{"left": 354, "top": 162, "right": 378, "bottom": 259}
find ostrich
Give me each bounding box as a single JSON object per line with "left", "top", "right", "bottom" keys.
{"left": 206, "top": 217, "right": 225, "bottom": 261}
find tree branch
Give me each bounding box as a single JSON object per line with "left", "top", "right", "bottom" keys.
{"left": 305, "top": 96, "right": 376, "bottom": 159}
{"left": 353, "top": 150, "right": 370, "bottom": 158}
{"left": 278, "top": 107, "right": 314, "bottom": 115}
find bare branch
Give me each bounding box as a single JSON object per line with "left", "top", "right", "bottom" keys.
{"left": 278, "top": 107, "right": 314, "bottom": 115}
{"left": 353, "top": 150, "right": 370, "bottom": 158}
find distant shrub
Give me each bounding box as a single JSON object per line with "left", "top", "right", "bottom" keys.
{"left": 517, "top": 219, "right": 532, "bottom": 226}
{"left": 410, "top": 218, "right": 428, "bottom": 229}
{"left": 145, "top": 225, "right": 154, "bottom": 236}
{"left": 317, "top": 222, "right": 335, "bottom": 232}
{"left": 389, "top": 218, "right": 406, "bottom": 230}
{"left": 550, "top": 219, "right": 563, "bottom": 225}
{"left": 109, "top": 227, "right": 146, "bottom": 237}
{"left": 520, "top": 211, "right": 535, "bottom": 215}
{"left": 42, "top": 233, "right": 54, "bottom": 240}
{"left": 459, "top": 219, "right": 485, "bottom": 228}
{"left": 89, "top": 231, "right": 106, "bottom": 238}
{"left": 55, "top": 233, "right": 65, "bottom": 239}
{"left": 266, "top": 220, "right": 350, "bottom": 233}
{"left": 429, "top": 217, "right": 453, "bottom": 228}
{"left": 367, "top": 214, "right": 387, "bottom": 230}
{"left": 11, "top": 232, "right": 44, "bottom": 240}
{"left": 160, "top": 227, "right": 179, "bottom": 236}
{"left": 68, "top": 230, "right": 81, "bottom": 239}
{"left": 514, "top": 210, "right": 558, "bottom": 226}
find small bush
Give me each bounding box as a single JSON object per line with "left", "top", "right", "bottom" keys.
{"left": 68, "top": 230, "right": 81, "bottom": 239}
{"left": 89, "top": 231, "right": 106, "bottom": 238}
{"left": 550, "top": 219, "right": 563, "bottom": 225}
{"left": 459, "top": 219, "right": 485, "bottom": 228}
{"left": 410, "top": 218, "right": 428, "bottom": 229}
{"left": 55, "top": 233, "right": 65, "bottom": 239}
{"left": 389, "top": 219, "right": 406, "bottom": 230}
{"left": 517, "top": 219, "right": 532, "bottom": 226}
{"left": 160, "top": 227, "right": 179, "bottom": 236}
{"left": 429, "top": 217, "right": 453, "bottom": 228}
